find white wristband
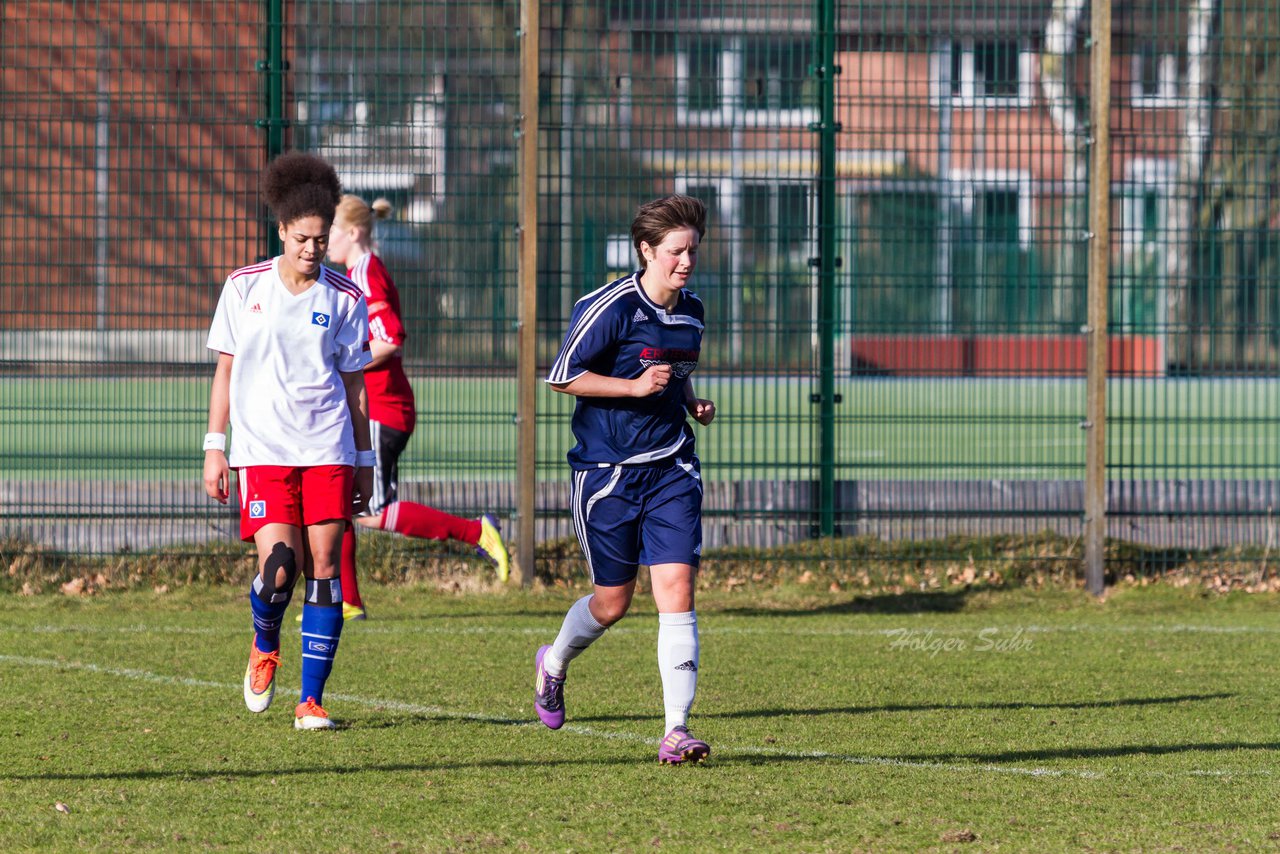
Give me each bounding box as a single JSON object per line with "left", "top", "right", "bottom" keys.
{"left": 203, "top": 432, "right": 227, "bottom": 453}
{"left": 355, "top": 449, "right": 376, "bottom": 467}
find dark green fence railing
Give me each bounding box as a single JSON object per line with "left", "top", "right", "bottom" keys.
{"left": 2, "top": 1, "right": 1277, "bottom": 570}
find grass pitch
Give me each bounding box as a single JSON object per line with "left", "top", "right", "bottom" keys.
{"left": 3, "top": 583, "right": 1280, "bottom": 851}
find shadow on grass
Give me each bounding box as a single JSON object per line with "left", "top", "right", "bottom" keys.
{"left": 6, "top": 755, "right": 646, "bottom": 783}
{"left": 719, "top": 588, "right": 980, "bottom": 617}
{"left": 571, "top": 692, "right": 1233, "bottom": 724}
{"left": 1107, "top": 542, "right": 1198, "bottom": 580}
{"left": 18, "top": 735, "right": 1274, "bottom": 782}
{"left": 840, "top": 740, "right": 1280, "bottom": 766}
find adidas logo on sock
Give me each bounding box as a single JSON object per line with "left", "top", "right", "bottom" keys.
{"left": 674, "top": 660, "right": 698, "bottom": 672}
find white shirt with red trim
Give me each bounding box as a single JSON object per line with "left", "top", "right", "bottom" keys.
{"left": 207, "top": 257, "right": 372, "bottom": 467}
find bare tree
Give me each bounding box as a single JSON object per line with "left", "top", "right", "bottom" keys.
{"left": 1040, "top": 0, "right": 1089, "bottom": 325}
{"left": 1198, "top": 2, "right": 1280, "bottom": 369}
{"left": 1164, "top": 0, "right": 1220, "bottom": 368}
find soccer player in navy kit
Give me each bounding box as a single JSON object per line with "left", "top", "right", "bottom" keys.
{"left": 203, "top": 152, "right": 373, "bottom": 730}
{"left": 535, "top": 195, "right": 717, "bottom": 764}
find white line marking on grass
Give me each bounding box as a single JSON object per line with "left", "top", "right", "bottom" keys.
{"left": 0, "top": 654, "right": 228, "bottom": 692}
{"left": 17, "top": 622, "right": 1280, "bottom": 640}
{"left": 0, "top": 653, "right": 520, "bottom": 727}
{"left": 19, "top": 623, "right": 556, "bottom": 638}
{"left": 1, "top": 653, "right": 1266, "bottom": 781}
{"left": 29, "top": 623, "right": 227, "bottom": 636}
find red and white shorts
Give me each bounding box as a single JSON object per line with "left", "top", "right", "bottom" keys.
{"left": 235, "top": 465, "right": 354, "bottom": 542}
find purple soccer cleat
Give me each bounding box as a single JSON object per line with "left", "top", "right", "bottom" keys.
{"left": 658, "top": 726, "right": 710, "bottom": 765}
{"left": 534, "top": 644, "right": 566, "bottom": 729}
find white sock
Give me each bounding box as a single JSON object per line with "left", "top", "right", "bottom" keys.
{"left": 545, "top": 595, "right": 607, "bottom": 677}
{"left": 657, "top": 610, "right": 699, "bottom": 733}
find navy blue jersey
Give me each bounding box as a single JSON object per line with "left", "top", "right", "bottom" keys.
{"left": 547, "top": 272, "right": 705, "bottom": 471}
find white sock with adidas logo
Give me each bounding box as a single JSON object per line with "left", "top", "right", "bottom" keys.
{"left": 657, "top": 610, "right": 699, "bottom": 733}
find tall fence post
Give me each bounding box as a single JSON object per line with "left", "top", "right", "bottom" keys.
{"left": 1084, "top": 0, "right": 1113, "bottom": 595}
{"left": 259, "top": 0, "right": 286, "bottom": 257}
{"left": 815, "top": 0, "right": 839, "bottom": 538}
{"left": 515, "top": 0, "right": 540, "bottom": 587}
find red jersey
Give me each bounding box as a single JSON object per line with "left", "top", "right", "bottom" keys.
{"left": 348, "top": 252, "right": 416, "bottom": 433}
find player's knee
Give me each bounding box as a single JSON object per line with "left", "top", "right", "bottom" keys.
{"left": 591, "top": 596, "right": 631, "bottom": 627}
{"left": 258, "top": 541, "right": 299, "bottom": 602}
{"left": 310, "top": 552, "right": 341, "bottom": 579}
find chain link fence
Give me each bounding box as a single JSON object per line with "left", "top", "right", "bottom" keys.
{"left": 2, "top": 1, "right": 1277, "bottom": 568}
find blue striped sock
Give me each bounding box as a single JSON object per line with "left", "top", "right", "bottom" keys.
{"left": 299, "top": 578, "right": 343, "bottom": 705}
{"left": 250, "top": 581, "right": 289, "bottom": 654}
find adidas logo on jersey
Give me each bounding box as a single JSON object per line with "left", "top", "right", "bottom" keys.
{"left": 633, "top": 308, "right": 648, "bottom": 323}
{"left": 248, "top": 303, "right": 262, "bottom": 314}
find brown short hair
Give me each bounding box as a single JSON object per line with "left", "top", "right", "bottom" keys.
{"left": 630, "top": 194, "right": 707, "bottom": 270}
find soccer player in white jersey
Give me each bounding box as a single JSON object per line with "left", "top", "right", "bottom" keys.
{"left": 535, "top": 195, "right": 717, "bottom": 764}
{"left": 321, "top": 195, "right": 509, "bottom": 622}
{"left": 203, "top": 152, "right": 373, "bottom": 731}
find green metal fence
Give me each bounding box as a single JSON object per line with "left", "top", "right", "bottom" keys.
{"left": 1, "top": 1, "right": 1277, "bottom": 571}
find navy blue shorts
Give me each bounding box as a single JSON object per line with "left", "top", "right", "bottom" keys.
{"left": 571, "top": 455, "right": 703, "bottom": 587}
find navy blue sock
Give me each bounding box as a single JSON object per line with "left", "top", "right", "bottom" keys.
{"left": 300, "top": 578, "right": 344, "bottom": 705}
{"left": 250, "top": 577, "right": 290, "bottom": 654}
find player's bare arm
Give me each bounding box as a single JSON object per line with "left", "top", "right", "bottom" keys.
{"left": 203, "top": 352, "right": 233, "bottom": 503}
{"left": 364, "top": 338, "right": 401, "bottom": 370}
{"left": 551, "top": 364, "right": 672, "bottom": 399}
{"left": 341, "top": 368, "right": 374, "bottom": 515}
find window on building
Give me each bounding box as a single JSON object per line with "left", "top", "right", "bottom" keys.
{"left": 1139, "top": 189, "right": 1160, "bottom": 243}
{"left": 677, "top": 36, "right": 815, "bottom": 125}
{"left": 938, "top": 39, "right": 1034, "bottom": 106}
{"left": 1121, "top": 160, "right": 1173, "bottom": 250}
{"left": 949, "top": 176, "right": 1031, "bottom": 246}
{"left": 1117, "top": 160, "right": 1173, "bottom": 330}
{"left": 973, "top": 42, "right": 1021, "bottom": 99}
{"left": 946, "top": 174, "right": 1037, "bottom": 330}
{"left": 685, "top": 38, "right": 723, "bottom": 113}
{"left": 742, "top": 182, "right": 811, "bottom": 267}
{"left": 979, "top": 189, "right": 1021, "bottom": 245}
{"left": 685, "top": 183, "right": 721, "bottom": 227}
{"left": 852, "top": 191, "right": 941, "bottom": 329}
{"left": 743, "top": 40, "right": 810, "bottom": 112}
{"left": 1132, "top": 47, "right": 1177, "bottom": 106}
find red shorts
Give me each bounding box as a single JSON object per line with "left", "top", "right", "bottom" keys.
{"left": 235, "top": 465, "right": 353, "bottom": 542}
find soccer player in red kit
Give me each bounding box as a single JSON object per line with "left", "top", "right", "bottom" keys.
{"left": 324, "top": 195, "right": 508, "bottom": 620}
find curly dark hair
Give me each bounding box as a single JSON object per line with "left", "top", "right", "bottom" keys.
{"left": 262, "top": 152, "right": 342, "bottom": 226}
